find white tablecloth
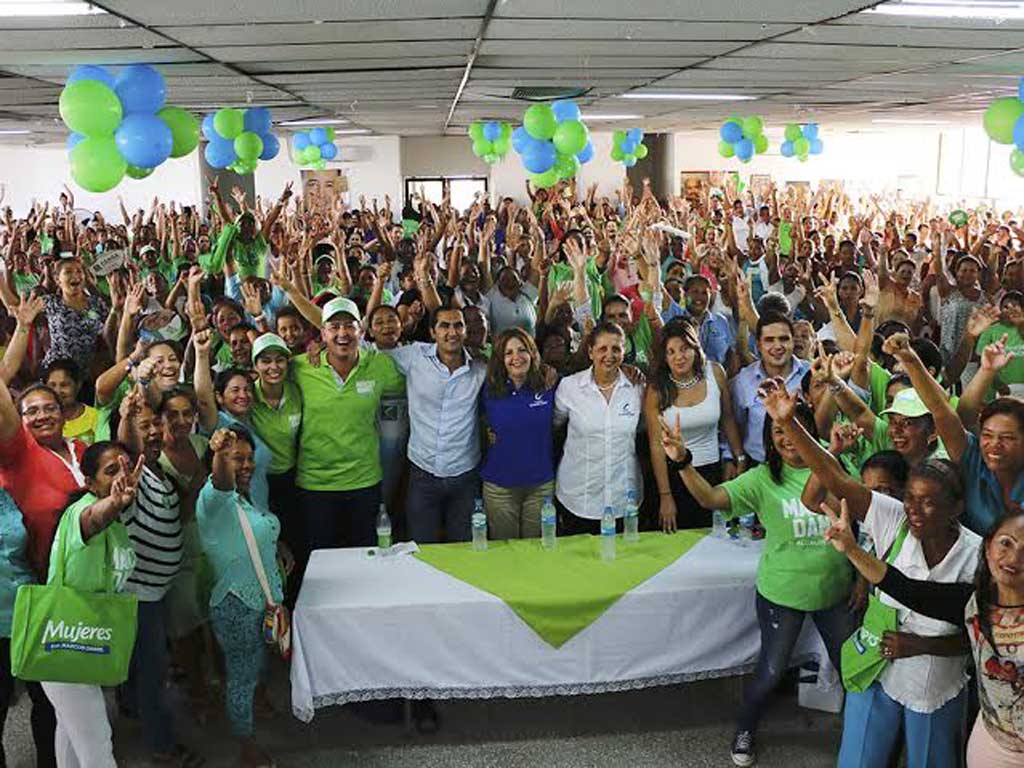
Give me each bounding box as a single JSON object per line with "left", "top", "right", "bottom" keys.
{"left": 290, "top": 536, "right": 825, "bottom": 722}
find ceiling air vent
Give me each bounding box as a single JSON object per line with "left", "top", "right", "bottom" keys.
{"left": 510, "top": 86, "right": 590, "bottom": 102}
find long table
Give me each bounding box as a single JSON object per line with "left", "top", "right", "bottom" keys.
{"left": 290, "top": 535, "right": 825, "bottom": 722}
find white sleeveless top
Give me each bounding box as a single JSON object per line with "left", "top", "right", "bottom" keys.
{"left": 662, "top": 364, "right": 721, "bottom": 468}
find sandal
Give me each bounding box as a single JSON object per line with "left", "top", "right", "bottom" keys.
{"left": 151, "top": 744, "right": 205, "bottom": 768}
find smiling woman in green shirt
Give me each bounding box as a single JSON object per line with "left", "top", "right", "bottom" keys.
{"left": 660, "top": 391, "right": 854, "bottom": 768}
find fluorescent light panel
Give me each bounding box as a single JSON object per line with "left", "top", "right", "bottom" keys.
{"left": 278, "top": 118, "right": 350, "bottom": 127}
{"left": 0, "top": 1, "right": 106, "bottom": 16}
{"left": 872, "top": 118, "right": 951, "bottom": 125}
{"left": 581, "top": 114, "right": 643, "bottom": 121}
{"left": 868, "top": 1, "right": 1024, "bottom": 19}
{"left": 0, "top": 129, "right": 32, "bottom": 135}
{"left": 620, "top": 93, "right": 756, "bottom": 101}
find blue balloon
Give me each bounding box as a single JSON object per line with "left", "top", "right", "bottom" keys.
{"left": 482, "top": 121, "right": 501, "bottom": 142}
{"left": 521, "top": 140, "right": 556, "bottom": 174}
{"left": 1014, "top": 115, "right": 1024, "bottom": 152}
{"left": 66, "top": 132, "right": 85, "bottom": 151}
{"left": 627, "top": 128, "right": 644, "bottom": 144}
{"left": 576, "top": 140, "right": 595, "bottom": 164}
{"left": 204, "top": 137, "right": 237, "bottom": 169}
{"left": 201, "top": 113, "right": 219, "bottom": 142}
{"left": 1019, "top": 77, "right": 1024, "bottom": 103}
{"left": 551, "top": 100, "right": 581, "bottom": 123}
{"left": 511, "top": 126, "right": 531, "bottom": 154}
{"left": 620, "top": 138, "right": 637, "bottom": 155}
{"left": 720, "top": 121, "right": 743, "bottom": 143}
{"left": 803, "top": 123, "right": 819, "bottom": 140}
{"left": 735, "top": 138, "right": 754, "bottom": 161}
{"left": 320, "top": 141, "right": 338, "bottom": 160}
{"left": 114, "top": 64, "right": 166, "bottom": 114}
{"left": 623, "top": 155, "right": 638, "bottom": 168}
{"left": 293, "top": 132, "right": 311, "bottom": 151}
{"left": 115, "top": 113, "right": 173, "bottom": 168}
{"left": 259, "top": 133, "right": 280, "bottom": 161}
{"left": 244, "top": 107, "right": 272, "bottom": 135}
{"left": 67, "top": 65, "right": 115, "bottom": 89}
{"left": 780, "top": 140, "right": 795, "bottom": 158}
{"left": 308, "top": 127, "right": 328, "bottom": 145}
{"left": 809, "top": 138, "right": 824, "bottom": 155}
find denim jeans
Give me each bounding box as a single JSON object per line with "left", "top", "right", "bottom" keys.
{"left": 406, "top": 464, "right": 479, "bottom": 543}
{"left": 125, "top": 598, "right": 176, "bottom": 752}
{"left": 737, "top": 591, "right": 855, "bottom": 733}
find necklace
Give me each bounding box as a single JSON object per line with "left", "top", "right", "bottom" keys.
{"left": 593, "top": 373, "right": 617, "bottom": 391}
{"left": 670, "top": 374, "right": 700, "bottom": 389}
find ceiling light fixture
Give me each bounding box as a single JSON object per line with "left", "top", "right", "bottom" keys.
{"left": 0, "top": 129, "right": 32, "bottom": 135}
{"left": 330, "top": 129, "right": 370, "bottom": 135}
{"left": 619, "top": 93, "right": 756, "bottom": 101}
{"left": 867, "top": 1, "right": 1024, "bottom": 19}
{"left": 278, "top": 118, "right": 350, "bottom": 127}
{"left": 0, "top": 1, "right": 106, "bottom": 17}
{"left": 871, "top": 117, "right": 951, "bottom": 125}
{"left": 581, "top": 114, "right": 643, "bottom": 121}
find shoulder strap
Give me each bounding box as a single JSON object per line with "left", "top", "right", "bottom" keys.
{"left": 236, "top": 500, "right": 275, "bottom": 607}
{"left": 883, "top": 519, "right": 911, "bottom": 565}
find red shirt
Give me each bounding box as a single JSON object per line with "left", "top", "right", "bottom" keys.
{"left": 0, "top": 425, "right": 86, "bottom": 579}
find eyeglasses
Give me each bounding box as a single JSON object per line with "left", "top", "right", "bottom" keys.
{"left": 22, "top": 403, "right": 60, "bottom": 417}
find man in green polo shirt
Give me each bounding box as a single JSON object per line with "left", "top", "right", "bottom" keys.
{"left": 292, "top": 297, "right": 404, "bottom": 555}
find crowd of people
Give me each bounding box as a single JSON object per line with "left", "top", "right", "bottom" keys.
{"left": 0, "top": 171, "right": 1021, "bottom": 768}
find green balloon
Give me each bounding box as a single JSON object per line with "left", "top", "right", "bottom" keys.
{"left": 718, "top": 140, "right": 735, "bottom": 158}
{"left": 984, "top": 98, "right": 1024, "bottom": 145}
{"left": 1012, "top": 149, "right": 1024, "bottom": 176}
{"left": 784, "top": 123, "right": 802, "bottom": 142}
{"left": 69, "top": 136, "right": 126, "bottom": 193}
{"left": 500, "top": 122, "right": 512, "bottom": 140}
{"left": 324, "top": 126, "right": 336, "bottom": 142}
{"left": 610, "top": 144, "right": 625, "bottom": 161}
{"left": 472, "top": 138, "right": 493, "bottom": 157}
{"left": 234, "top": 131, "right": 263, "bottom": 161}
{"left": 555, "top": 153, "right": 580, "bottom": 179}
{"left": 753, "top": 134, "right": 768, "bottom": 154}
{"left": 214, "top": 108, "right": 244, "bottom": 140}
{"left": 125, "top": 165, "right": 154, "bottom": 180}
{"left": 156, "top": 106, "right": 199, "bottom": 158}
{"left": 59, "top": 80, "right": 122, "bottom": 138}
{"left": 623, "top": 153, "right": 636, "bottom": 165}
{"left": 313, "top": 158, "right": 327, "bottom": 170}
{"left": 483, "top": 153, "right": 499, "bottom": 164}
{"left": 798, "top": 154, "right": 808, "bottom": 163}
{"left": 552, "top": 120, "right": 588, "bottom": 156}
{"left": 793, "top": 137, "right": 811, "bottom": 156}
{"left": 613, "top": 130, "right": 627, "bottom": 147}
{"left": 492, "top": 135, "right": 510, "bottom": 155}
{"left": 305, "top": 144, "right": 322, "bottom": 162}
{"left": 233, "top": 158, "right": 258, "bottom": 174}
{"left": 741, "top": 115, "right": 763, "bottom": 139}
{"left": 948, "top": 209, "right": 969, "bottom": 227}
{"left": 529, "top": 167, "right": 559, "bottom": 189}
{"left": 634, "top": 143, "right": 648, "bottom": 160}
{"left": 523, "top": 104, "right": 557, "bottom": 140}
{"left": 468, "top": 122, "right": 484, "bottom": 141}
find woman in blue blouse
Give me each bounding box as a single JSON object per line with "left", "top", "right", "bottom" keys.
{"left": 197, "top": 426, "right": 287, "bottom": 768}
{"left": 481, "top": 329, "right": 558, "bottom": 539}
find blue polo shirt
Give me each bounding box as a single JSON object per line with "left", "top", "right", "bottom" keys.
{"left": 962, "top": 432, "right": 1024, "bottom": 535}
{"left": 481, "top": 384, "right": 556, "bottom": 487}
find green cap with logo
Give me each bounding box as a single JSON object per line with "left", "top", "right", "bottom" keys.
{"left": 321, "top": 296, "right": 361, "bottom": 324}
{"left": 251, "top": 332, "right": 290, "bottom": 364}
{"left": 881, "top": 388, "right": 930, "bottom": 419}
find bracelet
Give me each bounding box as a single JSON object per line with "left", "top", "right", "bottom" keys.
{"left": 659, "top": 490, "right": 672, "bottom": 496}
{"left": 829, "top": 381, "right": 845, "bottom": 395}
{"left": 666, "top": 448, "right": 693, "bottom": 472}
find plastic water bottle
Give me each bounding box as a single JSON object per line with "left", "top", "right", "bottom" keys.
{"left": 541, "top": 496, "right": 557, "bottom": 550}
{"left": 712, "top": 510, "right": 727, "bottom": 539}
{"left": 600, "top": 506, "right": 616, "bottom": 562}
{"left": 471, "top": 498, "right": 487, "bottom": 551}
{"left": 376, "top": 504, "right": 392, "bottom": 550}
{"left": 624, "top": 489, "right": 640, "bottom": 543}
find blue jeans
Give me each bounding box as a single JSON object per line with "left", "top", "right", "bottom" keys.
{"left": 839, "top": 681, "right": 966, "bottom": 768}
{"left": 125, "top": 598, "right": 176, "bottom": 752}
{"left": 737, "top": 592, "right": 854, "bottom": 733}
{"left": 406, "top": 464, "right": 479, "bottom": 543}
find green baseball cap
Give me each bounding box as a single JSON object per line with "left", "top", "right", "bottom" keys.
{"left": 251, "top": 332, "right": 290, "bottom": 363}
{"left": 321, "top": 296, "right": 361, "bottom": 324}
{"left": 881, "top": 388, "right": 930, "bottom": 419}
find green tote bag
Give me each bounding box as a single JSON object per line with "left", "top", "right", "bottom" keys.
{"left": 10, "top": 516, "right": 138, "bottom": 686}
{"left": 840, "top": 522, "right": 909, "bottom": 694}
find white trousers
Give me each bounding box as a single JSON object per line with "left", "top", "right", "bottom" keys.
{"left": 41, "top": 682, "right": 117, "bottom": 768}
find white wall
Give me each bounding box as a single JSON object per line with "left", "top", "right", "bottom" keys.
{"left": 401, "top": 136, "right": 489, "bottom": 178}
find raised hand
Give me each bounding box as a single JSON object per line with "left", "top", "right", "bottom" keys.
{"left": 193, "top": 328, "right": 213, "bottom": 358}
{"left": 208, "top": 427, "right": 236, "bottom": 454}
{"left": 831, "top": 350, "right": 856, "bottom": 381}
{"left": 657, "top": 413, "right": 688, "bottom": 463}
{"left": 240, "top": 280, "right": 264, "bottom": 318}
{"left": 125, "top": 283, "right": 146, "bottom": 316}
{"left": 110, "top": 454, "right": 145, "bottom": 509}
{"left": 829, "top": 422, "right": 862, "bottom": 455}
{"left": 967, "top": 305, "right": 1000, "bottom": 338}
{"left": 980, "top": 333, "right": 1015, "bottom": 372}
{"left": 860, "top": 270, "right": 880, "bottom": 311}
{"left": 821, "top": 499, "right": 857, "bottom": 553}
{"left": 881, "top": 331, "right": 915, "bottom": 364}
{"left": 757, "top": 377, "right": 798, "bottom": 422}
{"left": 13, "top": 294, "right": 44, "bottom": 326}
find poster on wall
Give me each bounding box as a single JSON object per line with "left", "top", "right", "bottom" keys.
{"left": 300, "top": 168, "right": 349, "bottom": 207}
{"left": 750, "top": 174, "right": 772, "bottom": 199}
{"left": 681, "top": 171, "right": 710, "bottom": 204}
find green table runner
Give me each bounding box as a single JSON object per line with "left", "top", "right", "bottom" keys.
{"left": 414, "top": 530, "right": 706, "bottom": 648}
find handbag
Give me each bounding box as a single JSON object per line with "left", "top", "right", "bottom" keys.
{"left": 840, "top": 520, "right": 909, "bottom": 693}
{"left": 236, "top": 502, "right": 291, "bottom": 660}
{"left": 10, "top": 517, "right": 138, "bottom": 685}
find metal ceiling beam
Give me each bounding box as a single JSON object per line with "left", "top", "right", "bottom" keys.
{"left": 443, "top": 0, "right": 499, "bottom": 132}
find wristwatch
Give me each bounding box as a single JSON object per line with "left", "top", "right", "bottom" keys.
{"left": 666, "top": 448, "right": 693, "bottom": 472}
{"left": 735, "top": 454, "right": 749, "bottom": 466}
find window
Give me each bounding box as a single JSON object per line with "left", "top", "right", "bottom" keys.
{"left": 404, "top": 176, "right": 488, "bottom": 213}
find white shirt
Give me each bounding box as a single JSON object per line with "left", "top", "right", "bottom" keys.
{"left": 454, "top": 286, "right": 491, "bottom": 317}
{"left": 553, "top": 368, "right": 643, "bottom": 520}
{"left": 732, "top": 215, "right": 750, "bottom": 253}
{"left": 487, "top": 283, "right": 538, "bottom": 336}
{"left": 866, "top": 492, "right": 980, "bottom": 713}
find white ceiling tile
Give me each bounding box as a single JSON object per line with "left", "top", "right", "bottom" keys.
{"left": 203, "top": 41, "right": 471, "bottom": 62}
{"left": 493, "top": 1, "right": 879, "bottom": 22}
{"left": 486, "top": 19, "right": 799, "bottom": 40}
{"left": 481, "top": 39, "right": 737, "bottom": 57}
{"left": 161, "top": 19, "right": 479, "bottom": 47}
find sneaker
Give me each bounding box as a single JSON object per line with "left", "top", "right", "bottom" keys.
{"left": 731, "top": 730, "right": 756, "bottom": 767}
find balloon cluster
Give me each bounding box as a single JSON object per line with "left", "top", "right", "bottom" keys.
{"left": 982, "top": 78, "right": 1024, "bottom": 177}
{"left": 60, "top": 64, "right": 200, "bottom": 192}
{"left": 780, "top": 123, "right": 823, "bottom": 162}
{"left": 202, "top": 107, "right": 279, "bottom": 175}
{"left": 718, "top": 116, "right": 768, "bottom": 163}
{"left": 468, "top": 121, "right": 512, "bottom": 164}
{"left": 512, "top": 101, "right": 592, "bottom": 189}
{"left": 610, "top": 128, "right": 647, "bottom": 167}
{"left": 291, "top": 127, "right": 338, "bottom": 170}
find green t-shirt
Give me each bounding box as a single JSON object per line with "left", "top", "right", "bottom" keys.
{"left": 868, "top": 361, "right": 891, "bottom": 416}
{"left": 977, "top": 323, "right": 1024, "bottom": 396}
{"left": 213, "top": 223, "right": 269, "bottom": 279}
{"left": 548, "top": 258, "right": 605, "bottom": 320}
{"left": 94, "top": 379, "right": 130, "bottom": 443}
{"left": 48, "top": 493, "right": 136, "bottom": 593}
{"left": 12, "top": 271, "right": 38, "bottom": 297}
{"left": 250, "top": 379, "right": 303, "bottom": 475}
{"left": 722, "top": 464, "right": 853, "bottom": 611}
{"left": 292, "top": 348, "right": 405, "bottom": 491}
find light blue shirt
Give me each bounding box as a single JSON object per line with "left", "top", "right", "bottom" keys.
{"left": 662, "top": 301, "right": 735, "bottom": 366}
{"left": 730, "top": 357, "right": 811, "bottom": 463}
{"left": 384, "top": 342, "right": 487, "bottom": 478}
{"left": 0, "top": 490, "right": 31, "bottom": 637}
{"left": 214, "top": 412, "right": 272, "bottom": 512}
{"left": 224, "top": 272, "right": 288, "bottom": 325}
{"left": 962, "top": 432, "right": 1024, "bottom": 535}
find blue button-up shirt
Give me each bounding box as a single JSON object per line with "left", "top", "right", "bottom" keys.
{"left": 730, "top": 358, "right": 811, "bottom": 462}
{"left": 663, "top": 301, "right": 736, "bottom": 366}
{"left": 385, "top": 343, "right": 487, "bottom": 478}
{"left": 962, "top": 432, "right": 1024, "bottom": 535}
